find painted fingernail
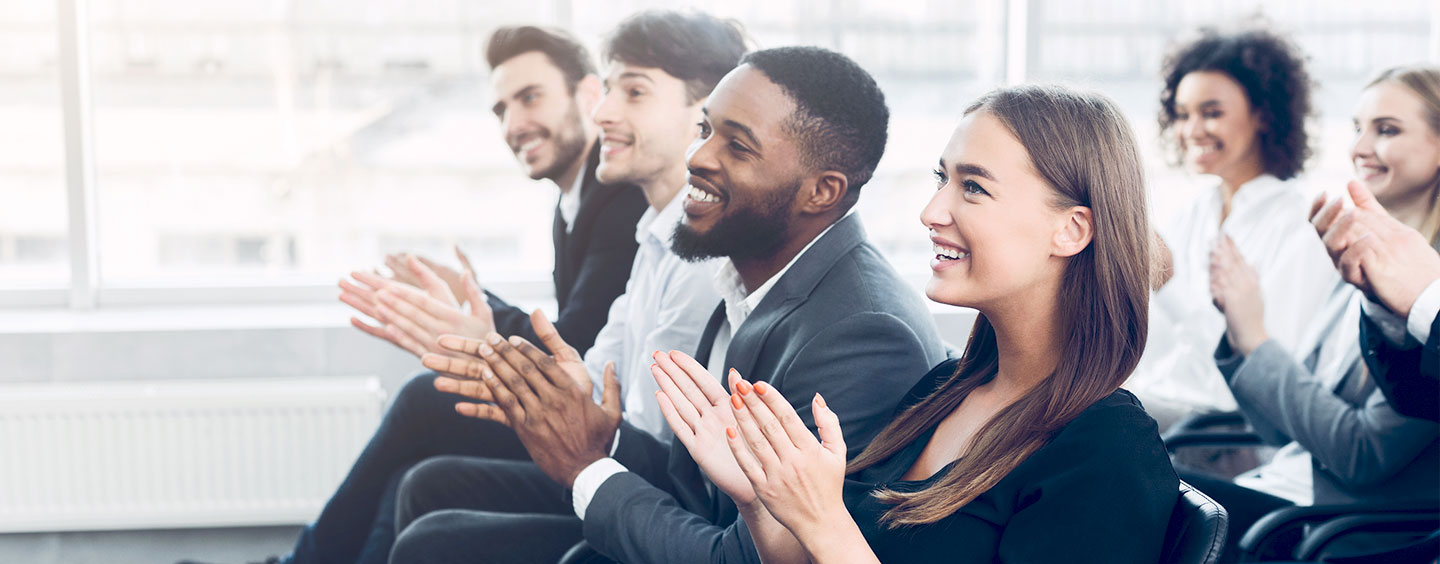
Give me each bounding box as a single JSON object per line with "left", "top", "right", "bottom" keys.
{"left": 726, "top": 427, "right": 737, "bottom": 440}
{"left": 486, "top": 333, "right": 503, "bottom": 345}
{"left": 754, "top": 382, "right": 769, "bottom": 396}
{"left": 729, "top": 368, "right": 739, "bottom": 378}
{"left": 652, "top": 351, "right": 662, "bottom": 360}
{"left": 735, "top": 380, "right": 752, "bottom": 395}
{"left": 731, "top": 394, "right": 744, "bottom": 410}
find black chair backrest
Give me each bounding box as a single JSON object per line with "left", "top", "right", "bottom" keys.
{"left": 1159, "top": 480, "right": 1229, "bottom": 564}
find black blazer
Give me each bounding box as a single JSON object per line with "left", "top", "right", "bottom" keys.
{"left": 1360, "top": 310, "right": 1440, "bottom": 422}
{"left": 486, "top": 144, "right": 647, "bottom": 355}
{"left": 581, "top": 214, "right": 948, "bottom": 564}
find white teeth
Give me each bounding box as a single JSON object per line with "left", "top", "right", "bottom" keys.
{"left": 519, "top": 138, "right": 543, "bottom": 152}
{"left": 932, "top": 243, "right": 968, "bottom": 260}
{"left": 686, "top": 185, "right": 720, "bottom": 203}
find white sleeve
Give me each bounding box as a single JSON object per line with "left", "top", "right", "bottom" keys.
{"left": 1407, "top": 278, "right": 1440, "bottom": 344}
{"left": 571, "top": 458, "right": 628, "bottom": 520}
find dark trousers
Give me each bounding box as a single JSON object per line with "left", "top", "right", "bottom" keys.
{"left": 286, "top": 372, "right": 531, "bottom": 564}
{"left": 390, "top": 456, "right": 581, "bottom": 564}
{"left": 1178, "top": 467, "right": 1298, "bottom": 563}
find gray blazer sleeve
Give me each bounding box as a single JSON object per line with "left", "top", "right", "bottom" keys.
{"left": 1218, "top": 339, "right": 1439, "bottom": 487}
{"left": 581, "top": 313, "right": 936, "bottom": 564}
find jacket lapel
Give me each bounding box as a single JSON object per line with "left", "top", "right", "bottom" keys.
{"left": 722, "top": 214, "right": 868, "bottom": 381}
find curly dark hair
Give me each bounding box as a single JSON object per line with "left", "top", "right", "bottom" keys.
{"left": 1158, "top": 26, "right": 1314, "bottom": 180}
{"left": 739, "top": 46, "right": 890, "bottom": 205}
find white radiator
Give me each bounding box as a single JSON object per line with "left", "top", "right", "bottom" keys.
{"left": 0, "top": 377, "right": 385, "bottom": 532}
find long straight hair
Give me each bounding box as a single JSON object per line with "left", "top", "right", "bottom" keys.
{"left": 1367, "top": 65, "right": 1440, "bottom": 244}
{"left": 846, "top": 85, "right": 1154, "bottom": 527}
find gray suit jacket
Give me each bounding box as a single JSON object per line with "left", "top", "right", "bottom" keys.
{"left": 582, "top": 214, "right": 947, "bottom": 564}
{"left": 1215, "top": 282, "right": 1439, "bottom": 505}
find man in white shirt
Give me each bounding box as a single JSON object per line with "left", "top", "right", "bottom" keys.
{"left": 392, "top": 46, "right": 946, "bottom": 564}
{"left": 277, "top": 19, "right": 743, "bottom": 564}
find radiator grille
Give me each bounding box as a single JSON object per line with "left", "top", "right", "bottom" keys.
{"left": 0, "top": 377, "right": 384, "bottom": 532}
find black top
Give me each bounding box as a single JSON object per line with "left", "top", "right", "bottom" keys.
{"left": 485, "top": 143, "right": 647, "bottom": 355}
{"left": 843, "top": 359, "right": 1178, "bottom": 563}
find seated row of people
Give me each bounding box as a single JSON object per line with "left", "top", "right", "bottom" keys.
{"left": 217, "top": 12, "right": 1436, "bottom": 564}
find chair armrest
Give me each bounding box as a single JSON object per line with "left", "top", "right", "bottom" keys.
{"left": 1165, "top": 410, "right": 1246, "bottom": 436}
{"left": 1293, "top": 511, "right": 1439, "bottom": 560}
{"left": 1163, "top": 430, "right": 1265, "bottom": 453}
{"left": 1239, "top": 499, "right": 1440, "bottom": 558}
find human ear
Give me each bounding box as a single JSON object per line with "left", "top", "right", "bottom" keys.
{"left": 1052, "top": 206, "right": 1093, "bottom": 258}
{"left": 575, "top": 75, "right": 603, "bottom": 116}
{"left": 799, "top": 171, "right": 849, "bottom": 215}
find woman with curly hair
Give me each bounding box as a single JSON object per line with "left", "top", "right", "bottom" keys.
{"left": 1129, "top": 26, "right": 1340, "bottom": 429}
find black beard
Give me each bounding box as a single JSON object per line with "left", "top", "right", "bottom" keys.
{"left": 670, "top": 180, "right": 798, "bottom": 262}
{"left": 531, "top": 102, "right": 589, "bottom": 182}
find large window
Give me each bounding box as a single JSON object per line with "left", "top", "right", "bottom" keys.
{"left": 0, "top": 0, "right": 68, "bottom": 291}
{"left": 5, "top": 0, "right": 1436, "bottom": 308}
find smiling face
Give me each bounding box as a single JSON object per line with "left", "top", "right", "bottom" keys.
{"left": 671, "top": 65, "right": 810, "bottom": 261}
{"left": 591, "top": 61, "right": 703, "bottom": 187}
{"left": 922, "top": 112, "right": 1083, "bottom": 312}
{"left": 1171, "top": 71, "right": 1266, "bottom": 182}
{"left": 489, "top": 51, "right": 592, "bottom": 181}
{"left": 1351, "top": 81, "right": 1440, "bottom": 206}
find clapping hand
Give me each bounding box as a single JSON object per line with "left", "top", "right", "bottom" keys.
{"left": 1209, "top": 234, "right": 1268, "bottom": 355}
{"left": 726, "top": 380, "right": 849, "bottom": 544}
{"left": 339, "top": 253, "right": 495, "bottom": 359}
{"left": 1311, "top": 181, "right": 1440, "bottom": 318}
{"left": 650, "top": 350, "right": 756, "bottom": 505}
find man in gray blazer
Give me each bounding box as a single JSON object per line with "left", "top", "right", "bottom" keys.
{"left": 391, "top": 46, "right": 946, "bottom": 564}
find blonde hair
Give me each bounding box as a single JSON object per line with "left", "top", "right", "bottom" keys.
{"left": 1367, "top": 65, "right": 1440, "bottom": 243}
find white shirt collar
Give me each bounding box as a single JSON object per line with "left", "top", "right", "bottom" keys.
{"left": 712, "top": 211, "right": 850, "bottom": 334}
{"left": 635, "top": 187, "right": 688, "bottom": 247}
{"left": 557, "top": 161, "right": 587, "bottom": 232}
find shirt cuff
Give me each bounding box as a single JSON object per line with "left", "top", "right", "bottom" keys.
{"left": 1362, "top": 296, "right": 1412, "bottom": 346}
{"left": 571, "top": 458, "right": 627, "bottom": 520}
{"left": 1406, "top": 279, "right": 1440, "bottom": 344}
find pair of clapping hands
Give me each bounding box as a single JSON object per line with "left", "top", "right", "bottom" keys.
{"left": 650, "top": 350, "right": 850, "bottom": 544}
{"left": 339, "top": 247, "right": 498, "bottom": 361}
{"left": 1207, "top": 181, "right": 1440, "bottom": 355}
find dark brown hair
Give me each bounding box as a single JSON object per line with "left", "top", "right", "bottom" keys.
{"left": 847, "top": 85, "right": 1153, "bottom": 526}
{"left": 1158, "top": 26, "right": 1314, "bottom": 180}
{"left": 485, "top": 26, "right": 595, "bottom": 93}
{"left": 601, "top": 10, "right": 747, "bottom": 103}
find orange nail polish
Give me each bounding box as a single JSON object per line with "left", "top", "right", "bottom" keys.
{"left": 726, "top": 427, "right": 737, "bottom": 440}
{"left": 736, "top": 380, "right": 751, "bottom": 395}
{"left": 731, "top": 394, "right": 744, "bottom": 409}
{"left": 754, "top": 382, "right": 768, "bottom": 396}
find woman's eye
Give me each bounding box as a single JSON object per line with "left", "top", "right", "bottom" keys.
{"left": 962, "top": 180, "right": 989, "bottom": 197}
{"left": 932, "top": 168, "right": 947, "bottom": 189}
{"left": 1378, "top": 126, "right": 1400, "bottom": 137}
{"left": 1202, "top": 110, "right": 1222, "bottom": 119}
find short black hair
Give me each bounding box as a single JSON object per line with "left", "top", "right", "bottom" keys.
{"left": 485, "top": 26, "right": 596, "bottom": 93}
{"left": 1158, "top": 26, "right": 1314, "bottom": 180}
{"left": 741, "top": 46, "right": 890, "bottom": 202}
{"left": 602, "top": 10, "right": 747, "bottom": 103}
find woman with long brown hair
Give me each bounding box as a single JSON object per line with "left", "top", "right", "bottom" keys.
{"left": 652, "top": 84, "right": 1177, "bottom": 562}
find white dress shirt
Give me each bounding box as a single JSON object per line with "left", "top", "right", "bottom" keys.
{"left": 1128, "top": 174, "right": 1340, "bottom": 419}
{"left": 557, "top": 162, "right": 585, "bottom": 233}
{"left": 580, "top": 189, "right": 723, "bottom": 437}
{"left": 572, "top": 216, "right": 842, "bottom": 520}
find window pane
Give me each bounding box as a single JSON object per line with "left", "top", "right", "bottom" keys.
{"left": 0, "top": 0, "right": 69, "bottom": 289}
{"left": 89, "top": 1, "right": 563, "bottom": 287}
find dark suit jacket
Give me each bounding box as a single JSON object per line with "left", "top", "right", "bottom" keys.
{"left": 486, "top": 145, "right": 647, "bottom": 355}
{"left": 1360, "top": 310, "right": 1440, "bottom": 422}
{"left": 582, "top": 214, "right": 948, "bottom": 564}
